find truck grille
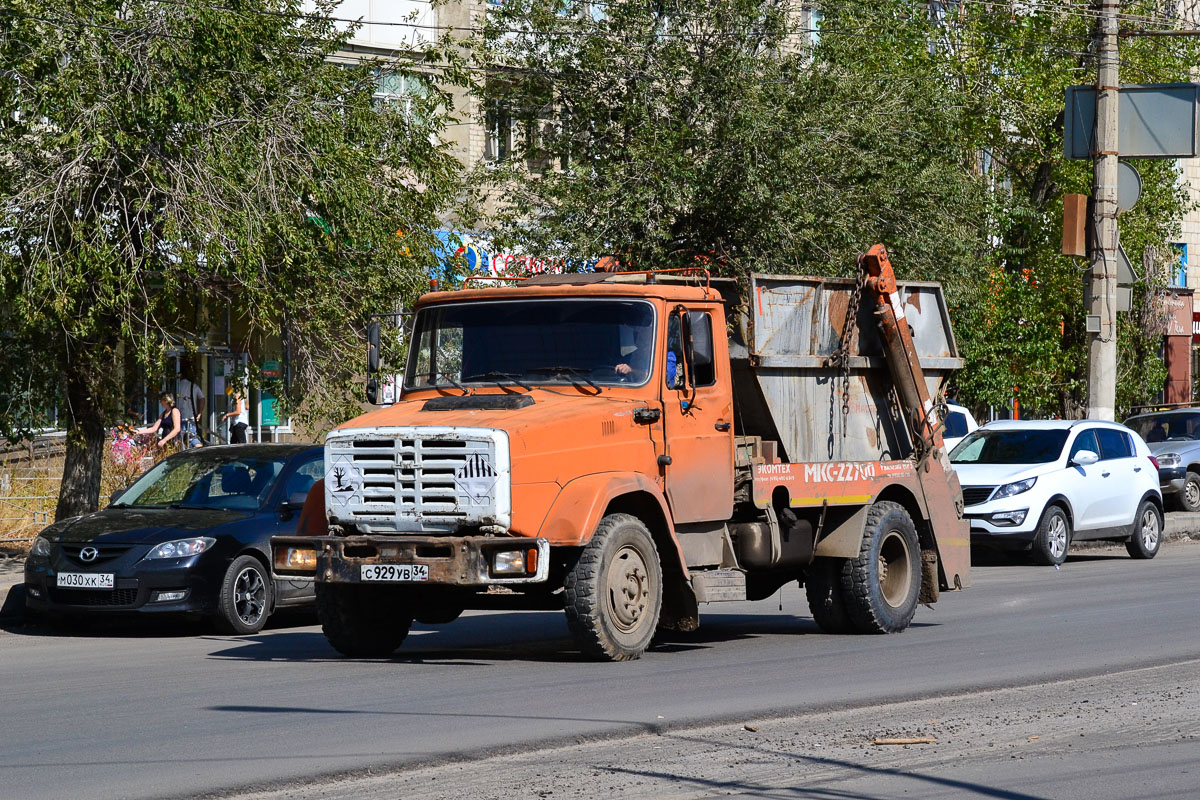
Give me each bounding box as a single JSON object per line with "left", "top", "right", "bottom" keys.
{"left": 325, "top": 428, "right": 510, "bottom": 533}
{"left": 961, "top": 486, "right": 995, "bottom": 506}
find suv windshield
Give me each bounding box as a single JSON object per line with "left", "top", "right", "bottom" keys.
{"left": 951, "top": 429, "right": 1070, "bottom": 465}
{"left": 114, "top": 454, "right": 285, "bottom": 511}
{"left": 404, "top": 299, "right": 656, "bottom": 390}
{"left": 1125, "top": 413, "right": 1200, "bottom": 444}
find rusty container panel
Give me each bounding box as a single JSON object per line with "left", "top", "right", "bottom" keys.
{"left": 737, "top": 275, "right": 962, "bottom": 464}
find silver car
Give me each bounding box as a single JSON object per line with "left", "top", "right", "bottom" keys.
{"left": 1124, "top": 409, "right": 1200, "bottom": 511}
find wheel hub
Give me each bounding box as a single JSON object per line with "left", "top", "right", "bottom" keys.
{"left": 606, "top": 545, "right": 650, "bottom": 633}
{"left": 234, "top": 567, "right": 266, "bottom": 625}
{"left": 1142, "top": 510, "right": 1160, "bottom": 549}
{"left": 877, "top": 531, "right": 912, "bottom": 608}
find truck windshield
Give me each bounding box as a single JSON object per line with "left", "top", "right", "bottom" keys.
{"left": 950, "top": 429, "right": 1070, "bottom": 465}
{"left": 404, "top": 299, "right": 656, "bottom": 391}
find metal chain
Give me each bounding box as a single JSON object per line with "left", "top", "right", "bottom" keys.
{"left": 828, "top": 268, "right": 869, "bottom": 417}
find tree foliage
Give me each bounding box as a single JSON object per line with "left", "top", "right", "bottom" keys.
{"left": 471, "top": 0, "right": 1199, "bottom": 419}
{"left": 0, "top": 0, "right": 461, "bottom": 517}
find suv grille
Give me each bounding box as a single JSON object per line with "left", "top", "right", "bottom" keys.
{"left": 961, "top": 486, "right": 995, "bottom": 506}
{"left": 326, "top": 429, "right": 509, "bottom": 533}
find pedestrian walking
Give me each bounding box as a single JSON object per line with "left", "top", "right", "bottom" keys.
{"left": 223, "top": 384, "right": 250, "bottom": 444}
{"left": 176, "top": 366, "right": 205, "bottom": 449}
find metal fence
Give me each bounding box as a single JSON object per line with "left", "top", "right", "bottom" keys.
{"left": 0, "top": 436, "right": 65, "bottom": 545}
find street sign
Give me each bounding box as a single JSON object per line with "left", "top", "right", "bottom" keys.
{"left": 1116, "top": 244, "right": 1137, "bottom": 285}
{"left": 1117, "top": 161, "right": 1142, "bottom": 212}
{"left": 1065, "top": 83, "right": 1200, "bottom": 160}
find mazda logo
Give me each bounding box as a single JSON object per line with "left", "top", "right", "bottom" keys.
{"left": 79, "top": 546, "right": 99, "bottom": 563}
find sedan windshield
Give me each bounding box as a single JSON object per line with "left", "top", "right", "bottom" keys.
{"left": 114, "top": 454, "right": 285, "bottom": 511}
{"left": 1125, "top": 413, "right": 1200, "bottom": 444}
{"left": 951, "top": 429, "right": 1070, "bottom": 465}
{"left": 404, "top": 299, "right": 656, "bottom": 391}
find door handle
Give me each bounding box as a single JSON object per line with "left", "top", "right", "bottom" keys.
{"left": 714, "top": 422, "right": 731, "bottom": 432}
{"left": 1134, "top": 467, "right": 1142, "bottom": 472}
{"left": 1102, "top": 471, "right": 1111, "bottom": 478}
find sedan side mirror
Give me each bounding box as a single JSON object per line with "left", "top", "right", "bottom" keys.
{"left": 1071, "top": 450, "right": 1100, "bottom": 467}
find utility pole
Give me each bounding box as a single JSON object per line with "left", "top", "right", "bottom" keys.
{"left": 1087, "top": 0, "right": 1119, "bottom": 420}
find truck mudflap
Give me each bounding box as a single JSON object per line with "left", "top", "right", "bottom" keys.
{"left": 271, "top": 535, "right": 550, "bottom": 586}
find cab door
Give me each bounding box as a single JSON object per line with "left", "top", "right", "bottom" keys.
{"left": 661, "top": 306, "right": 735, "bottom": 524}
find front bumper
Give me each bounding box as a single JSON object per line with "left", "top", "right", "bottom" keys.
{"left": 272, "top": 534, "right": 550, "bottom": 585}
{"left": 23, "top": 556, "right": 217, "bottom": 615}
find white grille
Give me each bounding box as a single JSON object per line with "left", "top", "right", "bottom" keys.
{"left": 325, "top": 427, "right": 511, "bottom": 533}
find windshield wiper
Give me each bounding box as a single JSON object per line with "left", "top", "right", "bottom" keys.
{"left": 436, "top": 372, "right": 470, "bottom": 395}
{"left": 168, "top": 503, "right": 212, "bottom": 510}
{"left": 528, "top": 366, "right": 601, "bottom": 392}
{"left": 462, "top": 371, "right": 533, "bottom": 391}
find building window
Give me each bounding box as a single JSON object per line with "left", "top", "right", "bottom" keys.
{"left": 374, "top": 72, "right": 429, "bottom": 119}
{"left": 1171, "top": 243, "right": 1187, "bottom": 288}
{"left": 485, "top": 101, "right": 513, "bottom": 162}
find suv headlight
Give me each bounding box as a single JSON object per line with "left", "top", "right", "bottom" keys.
{"left": 144, "top": 537, "right": 215, "bottom": 560}
{"left": 1157, "top": 453, "right": 1181, "bottom": 467}
{"left": 994, "top": 477, "right": 1037, "bottom": 499}
{"left": 31, "top": 536, "right": 52, "bottom": 557}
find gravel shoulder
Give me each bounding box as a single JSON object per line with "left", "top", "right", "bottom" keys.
{"left": 215, "top": 658, "right": 1200, "bottom": 800}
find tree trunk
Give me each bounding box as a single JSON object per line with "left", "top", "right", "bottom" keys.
{"left": 55, "top": 371, "right": 107, "bottom": 521}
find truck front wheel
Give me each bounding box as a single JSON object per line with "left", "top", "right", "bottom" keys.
{"left": 564, "top": 513, "right": 663, "bottom": 661}
{"left": 316, "top": 584, "right": 413, "bottom": 658}
{"left": 842, "top": 501, "right": 921, "bottom": 634}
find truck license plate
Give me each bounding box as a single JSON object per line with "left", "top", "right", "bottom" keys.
{"left": 57, "top": 572, "right": 115, "bottom": 589}
{"left": 360, "top": 564, "right": 429, "bottom": 582}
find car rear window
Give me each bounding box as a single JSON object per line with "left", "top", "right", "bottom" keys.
{"left": 1096, "top": 429, "right": 1133, "bottom": 460}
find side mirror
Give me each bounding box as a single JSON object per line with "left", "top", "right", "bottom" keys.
{"left": 1071, "top": 450, "right": 1100, "bottom": 466}
{"left": 365, "top": 377, "right": 378, "bottom": 404}
{"left": 367, "top": 320, "right": 381, "bottom": 374}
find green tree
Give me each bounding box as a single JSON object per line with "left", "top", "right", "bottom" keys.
{"left": 0, "top": 0, "right": 462, "bottom": 518}
{"left": 817, "top": 0, "right": 1197, "bottom": 417}
{"left": 469, "top": 0, "right": 987, "bottom": 291}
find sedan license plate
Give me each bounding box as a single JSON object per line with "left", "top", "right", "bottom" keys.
{"left": 56, "top": 572, "right": 115, "bottom": 589}
{"left": 360, "top": 564, "right": 428, "bottom": 582}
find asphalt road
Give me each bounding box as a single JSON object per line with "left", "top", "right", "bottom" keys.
{"left": 2, "top": 543, "right": 1198, "bottom": 800}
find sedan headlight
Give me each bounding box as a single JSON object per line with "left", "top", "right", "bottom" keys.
{"left": 994, "top": 477, "right": 1037, "bottom": 499}
{"left": 1156, "top": 453, "right": 1181, "bottom": 467}
{"left": 31, "top": 536, "right": 52, "bottom": 557}
{"left": 144, "top": 537, "right": 215, "bottom": 560}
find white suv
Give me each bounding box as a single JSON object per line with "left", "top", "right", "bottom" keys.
{"left": 951, "top": 420, "right": 1163, "bottom": 565}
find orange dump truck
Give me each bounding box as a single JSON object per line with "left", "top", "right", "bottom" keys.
{"left": 272, "top": 245, "right": 970, "bottom": 661}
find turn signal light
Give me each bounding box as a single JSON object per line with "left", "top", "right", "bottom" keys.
{"left": 526, "top": 548, "right": 538, "bottom": 574}
{"left": 276, "top": 547, "right": 317, "bottom": 572}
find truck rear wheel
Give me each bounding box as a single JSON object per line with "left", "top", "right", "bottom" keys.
{"left": 316, "top": 583, "right": 413, "bottom": 658}
{"left": 564, "top": 513, "right": 663, "bottom": 661}
{"left": 842, "top": 501, "right": 921, "bottom": 634}
{"left": 805, "top": 559, "right": 854, "bottom": 634}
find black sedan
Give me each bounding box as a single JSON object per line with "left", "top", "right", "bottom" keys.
{"left": 25, "top": 444, "right": 323, "bottom": 634}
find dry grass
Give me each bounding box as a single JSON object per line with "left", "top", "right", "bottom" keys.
{"left": 0, "top": 438, "right": 169, "bottom": 554}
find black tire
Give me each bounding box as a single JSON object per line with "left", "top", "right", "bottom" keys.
{"left": 841, "top": 501, "right": 921, "bottom": 634}
{"left": 805, "top": 558, "right": 854, "bottom": 634}
{"left": 1032, "top": 505, "right": 1070, "bottom": 566}
{"left": 214, "top": 554, "right": 273, "bottom": 635}
{"left": 1126, "top": 500, "right": 1163, "bottom": 559}
{"left": 1178, "top": 472, "right": 1200, "bottom": 512}
{"left": 316, "top": 583, "right": 412, "bottom": 658}
{"left": 413, "top": 604, "right": 465, "bottom": 626}
{"left": 564, "top": 513, "right": 663, "bottom": 661}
